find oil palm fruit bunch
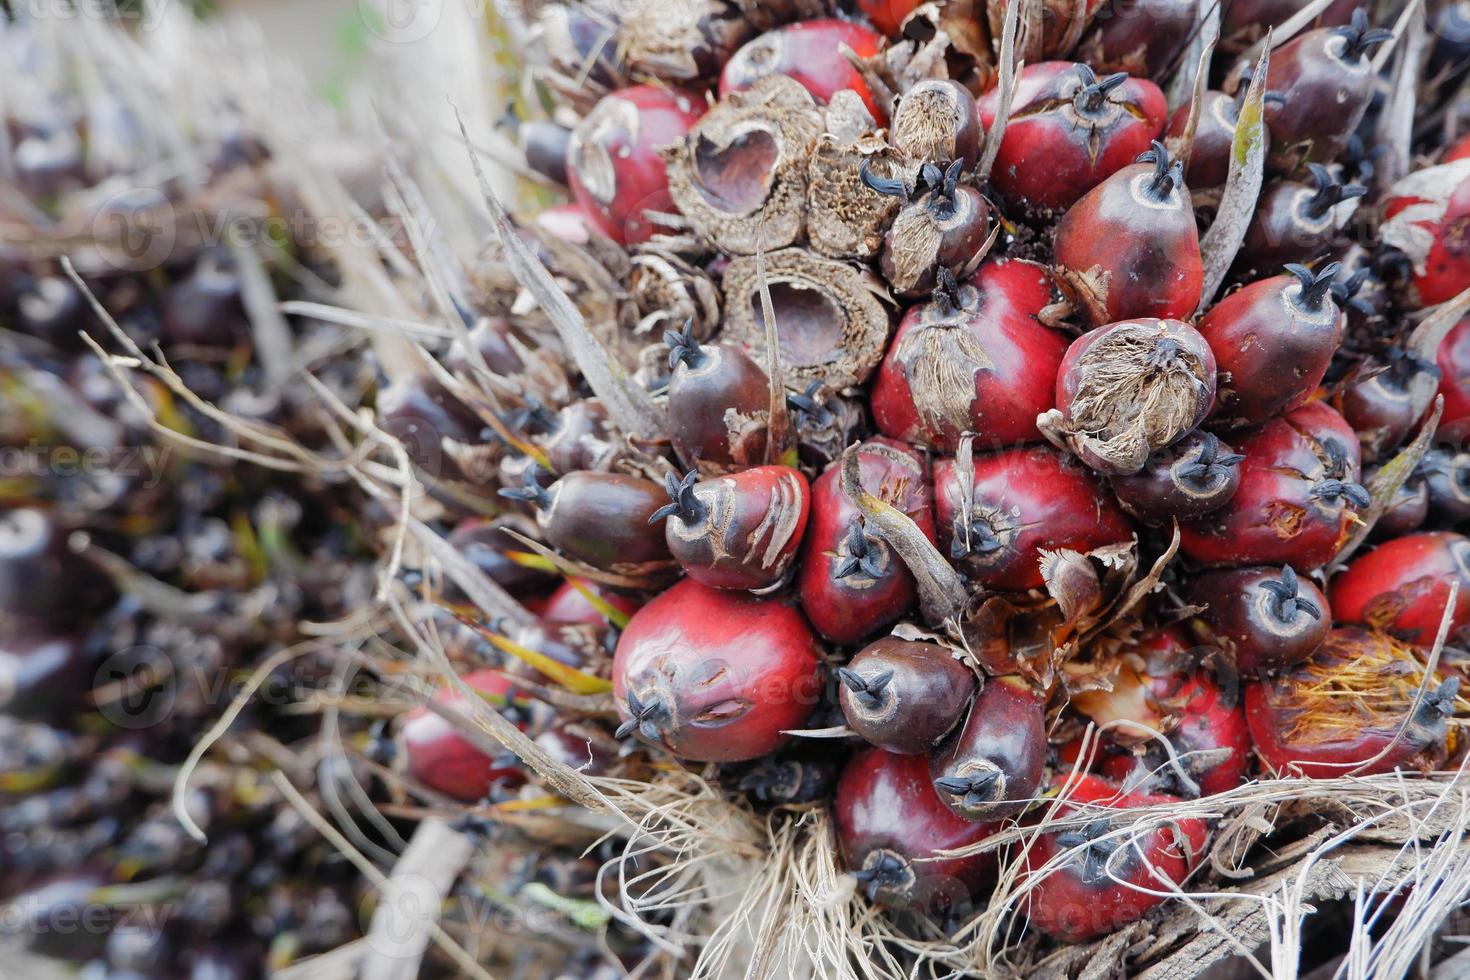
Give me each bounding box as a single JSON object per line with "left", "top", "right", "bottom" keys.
{"left": 341, "top": 0, "right": 1470, "bottom": 954}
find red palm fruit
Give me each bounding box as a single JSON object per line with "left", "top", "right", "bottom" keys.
{"left": 1339, "top": 347, "right": 1439, "bottom": 462}
{"left": 1448, "top": 134, "right": 1470, "bottom": 165}
{"left": 836, "top": 638, "right": 976, "bottom": 754}
{"left": 889, "top": 79, "right": 983, "bottom": 169}
{"left": 1109, "top": 431, "right": 1244, "bottom": 524}
{"left": 1075, "top": 0, "right": 1196, "bottom": 79}
{"left": 541, "top": 579, "right": 643, "bottom": 626}
{"left": 1381, "top": 159, "right": 1470, "bottom": 309}
{"left": 1189, "top": 565, "right": 1329, "bottom": 673}
{"left": 662, "top": 320, "right": 770, "bottom": 473}
{"left": 1262, "top": 10, "right": 1393, "bottom": 173}
{"left": 1240, "top": 165, "right": 1366, "bottom": 271}
{"left": 565, "top": 85, "right": 703, "bottom": 245}
{"left": 612, "top": 579, "right": 822, "bottom": 761}
{"left": 933, "top": 446, "right": 1134, "bottom": 591}
{"left": 1369, "top": 469, "right": 1429, "bottom": 540}
{"left": 857, "top": 0, "right": 922, "bottom": 36}
{"left": 0, "top": 509, "right": 114, "bottom": 627}
{"left": 870, "top": 259, "right": 1067, "bottom": 452}
{"left": 1053, "top": 142, "right": 1201, "bottom": 326}
{"left": 1196, "top": 263, "right": 1344, "bottom": 428}
{"left": 533, "top": 202, "right": 602, "bottom": 244}
{"left": 1246, "top": 627, "right": 1459, "bottom": 778}
{"left": 402, "top": 670, "right": 528, "bottom": 801}
{"left": 1331, "top": 532, "right": 1470, "bottom": 646}
{"left": 721, "top": 20, "right": 885, "bottom": 122}
{"left": 978, "top": 62, "right": 1166, "bottom": 214}
{"left": 1421, "top": 449, "right": 1470, "bottom": 522}
{"left": 797, "top": 439, "right": 934, "bottom": 644}
{"left": 866, "top": 161, "right": 992, "bottom": 297}
{"left": 499, "top": 469, "right": 673, "bottom": 575}
{"left": 650, "top": 466, "right": 810, "bottom": 591}
{"left": 1019, "top": 774, "right": 1208, "bottom": 942}
{"left": 1180, "top": 401, "right": 1367, "bottom": 570}
{"left": 835, "top": 746, "right": 1001, "bottom": 909}
{"left": 1166, "top": 86, "right": 1288, "bottom": 192}
{"left": 1042, "top": 317, "right": 1215, "bottom": 475}
{"left": 1435, "top": 316, "right": 1470, "bottom": 442}
{"left": 930, "top": 675, "right": 1045, "bottom": 822}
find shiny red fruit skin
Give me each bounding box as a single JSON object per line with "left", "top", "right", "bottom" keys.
{"left": 934, "top": 446, "right": 1134, "bottom": 591}
{"left": 565, "top": 86, "right": 704, "bottom": 245}
{"left": 1196, "top": 274, "right": 1344, "bottom": 428}
{"left": 929, "top": 675, "right": 1046, "bottom": 821}
{"left": 721, "top": 20, "right": 885, "bottom": 122}
{"left": 1165, "top": 91, "right": 1241, "bottom": 191}
{"left": 977, "top": 62, "right": 1167, "bottom": 213}
{"left": 402, "top": 670, "right": 526, "bottom": 802}
{"left": 1331, "top": 532, "right": 1470, "bottom": 646}
{"left": 1117, "top": 669, "right": 1251, "bottom": 797}
{"left": 1435, "top": 315, "right": 1470, "bottom": 442}
{"left": 1020, "top": 774, "right": 1207, "bottom": 943}
{"left": 540, "top": 579, "right": 643, "bottom": 626}
{"left": 797, "top": 439, "right": 934, "bottom": 644}
{"left": 1190, "top": 566, "right": 1329, "bottom": 673}
{"left": 1448, "top": 134, "right": 1470, "bottom": 164}
{"left": 1246, "top": 627, "right": 1453, "bottom": 778}
{"left": 838, "top": 637, "right": 976, "bottom": 754}
{"left": 870, "top": 259, "right": 1066, "bottom": 452}
{"left": 666, "top": 465, "right": 811, "bottom": 591}
{"left": 1262, "top": 25, "right": 1380, "bottom": 172}
{"left": 835, "top": 746, "right": 1000, "bottom": 908}
{"left": 857, "top": 0, "right": 922, "bottom": 36}
{"left": 612, "top": 579, "right": 822, "bottom": 761}
{"left": 1180, "top": 402, "right": 1361, "bottom": 569}
{"left": 1053, "top": 165, "right": 1203, "bottom": 326}
{"left": 1381, "top": 160, "right": 1470, "bottom": 308}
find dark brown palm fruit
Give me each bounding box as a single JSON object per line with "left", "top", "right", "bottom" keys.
{"left": 720, "top": 247, "right": 893, "bottom": 388}
{"left": 1262, "top": 9, "right": 1393, "bottom": 173}
{"left": 12, "top": 123, "right": 84, "bottom": 200}
{"left": 1339, "top": 348, "right": 1440, "bottom": 463}
{"left": 161, "top": 248, "right": 246, "bottom": 348}
{"left": 0, "top": 509, "right": 114, "bottom": 626}
{"left": 14, "top": 275, "right": 86, "bottom": 350}
{"left": 1240, "top": 165, "right": 1367, "bottom": 271}
{"left": 1190, "top": 565, "right": 1329, "bottom": 674}
{"left": 836, "top": 638, "right": 976, "bottom": 755}
{"left": 1369, "top": 468, "right": 1429, "bottom": 541}
{"left": 737, "top": 748, "right": 839, "bottom": 805}
{"left": 446, "top": 518, "right": 556, "bottom": 593}
{"left": 662, "top": 320, "right": 771, "bottom": 474}
{"left": 499, "top": 469, "right": 673, "bottom": 575}
{"left": 929, "top": 675, "right": 1045, "bottom": 822}
{"left": 1421, "top": 449, "right": 1470, "bottom": 523}
{"left": 516, "top": 119, "right": 572, "bottom": 184}
{"left": 805, "top": 91, "right": 903, "bottom": 260}
{"left": 664, "top": 74, "right": 823, "bottom": 255}
{"left": 617, "top": 0, "right": 753, "bottom": 84}
{"left": 1075, "top": 0, "right": 1196, "bottom": 78}
{"left": 651, "top": 466, "right": 810, "bottom": 591}
{"left": 538, "top": 1, "right": 625, "bottom": 95}
{"left": 1040, "top": 317, "right": 1216, "bottom": 475}
{"left": 628, "top": 248, "right": 722, "bottom": 340}
{"left": 1219, "top": 0, "right": 1357, "bottom": 54}
{"left": 787, "top": 380, "right": 867, "bottom": 468}
{"left": 376, "top": 374, "right": 487, "bottom": 484}
{"left": 1197, "top": 264, "right": 1344, "bottom": 429}
{"left": 1109, "top": 431, "right": 1244, "bottom": 524}
{"left": 888, "top": 79, "right": 982, "bottom": 169}
{"left": 987, "top": 0, "right": 1107, "bottom": 61}
{"left": 444, "top": 316, "right": 525, "bottom": 377}
{"left": 1165, "top": 86, "right": 1285, "bottom": 193}
{"left": 1052, "top": 142, "right": 1202, "bottom": 327}
{"left": 867, "top": 160, "right": 992, "bottom": 297}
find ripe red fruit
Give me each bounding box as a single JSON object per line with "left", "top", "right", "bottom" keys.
{"left": 1190, "top": 565, "right": 1329, "bottom": 673}
{"left": 870, "top": 259, "right": 1067, "bottom": 452}
{"left": 978, "top": 62, "right": 1166, "bottom": 214}
{"left": 835, "top": 746, "right": 1000, "bottom": 909}
{"left": 857, "top": 0, "right": 922, "bottom": 36}
{"left": 1180, "top": 401, "right": 1367, "bottom": 570}
{"left": 1165, "top": 86, "right": 1288, "bottom": 192}
{"left": 499, "top": 469, "right": 673, "bottom": 575}
{"left": 797, "top": 439, "right": 934, "bottom": 644}
{"left": 889, "top": 79, "right": 982, "bottom": 169}
{"left": 1330, "top": 532, "right": 1470, "bottom": 646}
{"left": 612, "top": 579, "right": 822, "bottom": 761}
{"left": 1434, "top": 315, "right": 1470, "bottom": 442}
{"left": 565, "top": 85, "right": 703, "bottom": 245}
{"left": 1196, "top": 263, "right": 1344, "bottom": 428}
{"left": 721, "top": 20, "right": 885, "bottom": 122}
{"left": 651, "top": 466, "right": 809, "bottom": 591}
{"left": 1241, "top": 166, "right": 1367, "bottom": 271}
{"left": 865, "top": 162, "right": 992, "bottom": 297}
{"left": 1053, "top": 142, "right": 1202, "bottom": 327}
{"left": 933, "top": 446, "right": 1134, "bottom": 591}
{"left": 402, "top": 670, "right": 527, "bottom": 802}
{"left": 1246, "top": 627, "right": 1459, "bottom": 778}
{"left": 1340, "top": 347, "right": 1439, "bottom": 463}
{"left": 1109, "top": 431, "right": 1244, "bottom": 524}
{"left": 541, "top": 579, "right": 643, "bottom": 626}
{"left": 663, "top": 320, "right": 770, "bottom": 473}
{"left": 930, "top": 675, "right": 1045, "bottom": 822}
{"left": 1381, "top": 159, "right": 1470, "bottom": 308}
{"left": 1042, "top": 317, "right": 1216, "bottom": 475}
{"left": 1019, "top": 774, "right": 1207, "bottom": 942}
{"left": 1262, "top": 11, "right": 1392, "bottom": 172}
{"left": 1448, "top": 134, "right": 1470, "bottom": 164}
{"left": 837, "top": 638, "right": 976, "bottom": 754}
